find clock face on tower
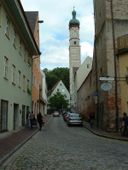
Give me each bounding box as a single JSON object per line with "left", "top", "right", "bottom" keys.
{"left": 73, "top": 30, "right": 77, "bottom": 37}
{"left": 71, "top": 28, "right": 78, "bottom": 38}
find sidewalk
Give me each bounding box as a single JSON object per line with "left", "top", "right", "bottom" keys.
{"left": 0, "top": 127, "right": 38, "bottom": 165}
{"left": 83, "top": 121, "right": 128, "bottom": 141}
{"left": 0, "top": 115, "right": 51, "bottom": 165}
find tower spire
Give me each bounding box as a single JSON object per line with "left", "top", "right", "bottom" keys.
{"left": 69, "top": 8, "right": 80, "bottom": 28}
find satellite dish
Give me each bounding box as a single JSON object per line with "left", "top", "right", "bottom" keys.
{"left": 101, "top": 82, "right": 112, "bottom": 91}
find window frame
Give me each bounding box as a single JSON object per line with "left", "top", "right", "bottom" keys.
{"left": 3, "top": 56, "right": 8, "bottom": 80}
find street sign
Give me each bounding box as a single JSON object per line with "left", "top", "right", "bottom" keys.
{"left": 99, "top": 77, "right": 114, "bottom": 81}
{"left": 101, "top": 82, "right": 112, "bottom": 91}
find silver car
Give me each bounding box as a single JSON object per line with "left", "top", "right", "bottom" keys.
{"left": 67, "top": 113, "right": 83, "bottom": 126}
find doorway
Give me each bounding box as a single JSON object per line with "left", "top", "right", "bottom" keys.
{"left": 13, "top": 103, "right": 19, "bottom": 130}
{"left": 22, "top": 105, "right": 25, "bottom": 126}
{"left": 0, "top": 100, "right": 8, "bottom": 132}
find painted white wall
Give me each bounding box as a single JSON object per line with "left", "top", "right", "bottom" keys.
{"left": 0, "top": 5, "right": 32, "bottom": 131}
{"left": 41, "top": 70, "right": 47, "bottom": 115}
{"left": 50, "top": 80, "right": 70, "bottom": 103}
{"left": 76, "top": 56, "right": 92, "bottom": 91}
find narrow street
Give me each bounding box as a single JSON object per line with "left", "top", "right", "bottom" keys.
{"left": 1, "top": 116, "right": 128, "bottom": 170}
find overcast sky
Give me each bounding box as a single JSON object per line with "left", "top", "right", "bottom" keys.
{"left": 21, "top": 0, "right": 94, "bottom": 70}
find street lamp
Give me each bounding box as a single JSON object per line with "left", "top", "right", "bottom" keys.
{"left": 110, "top": 0, "right": 119, "bottom": 131}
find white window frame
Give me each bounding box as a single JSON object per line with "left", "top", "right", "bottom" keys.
{"left": 4, "top": 56, "right": 8, "bottom": 79}
{"left": 5, "top": 16, "right": 10, "bottom": 38}
{"left": 18, "top": 70, "right": 21, "bottom": 88}
{"left": 13, "top": 30, "right": 17, "bottom": 48}
{"left": 12, "top": 65, "right": 16, "bottom": 84}
{"left": 23, "top": 75, "right": 26, "bottom": 91}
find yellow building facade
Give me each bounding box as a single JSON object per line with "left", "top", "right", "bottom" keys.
{"left": 117, "top": 35, "right": 128, "bottom": 116}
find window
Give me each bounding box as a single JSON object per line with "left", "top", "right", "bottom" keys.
{"left": 13, "top": 30, "right": 17, "bottom": 48}
{"left": 0, "top": 5, "right": 2, "bottom": 27}
{"left": 4, "top": 56, "right": 8, "bottom": 79}
{"left": 5, "top": 16, "right": 10, "bottom": 38}
{"left": 28, "top": 57, "right": 32, "bottom": 66}
{"left": 12, "top": 65, "right": 16, "bottom": 84}
{"left": 74, "top": 41, "right": 76, "bottom": 45}
{"left": 87, "top": 64, "right": 90, "bottom": 69}
{"left": 0, "top": 100, "right": 8, "bottom": 132}
{"left": 19, "top": 40, "right": 22, "bottom": 56}
{"left": 27, "top": 79, "right": 29, "bottom": 89}
{"left": 23, "top": 75, "right": 26, "bottom": 91}
{"left": 18, "top": 71, "right": 21, "bottom": 88}
{"left": 24, "top": 50, "right": 27, "bottom": 63}
{"left": 62, "top": 89, "right": 65, "bottom": 93}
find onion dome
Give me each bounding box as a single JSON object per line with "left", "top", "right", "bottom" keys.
{"left": 69, "top": 9, "right": 80, "bottom": 28}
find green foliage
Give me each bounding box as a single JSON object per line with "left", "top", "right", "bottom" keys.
{"left": 48, "top": 92, "right": 69, "bottom": 110}
{"left": 43, "top": 67, "right": 69, "bottom": 91}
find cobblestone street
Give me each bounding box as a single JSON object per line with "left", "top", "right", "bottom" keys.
{"left": 1, "top": 116, "right": 128, "bottom": 170}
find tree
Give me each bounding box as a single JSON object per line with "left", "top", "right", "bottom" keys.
{"left": 48, "top": 92, "right": 69, "bottom": 111}
{"left": 43, "top": 67, "right": 69, "bottom": 91}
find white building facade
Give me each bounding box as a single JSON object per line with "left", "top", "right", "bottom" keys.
{"left": 0, "top": 0, "right": 40, "bottom": 132}
{"left": 40, "top": 71, "right": 47, "bottom": 116}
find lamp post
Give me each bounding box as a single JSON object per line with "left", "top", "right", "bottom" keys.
{"left": 110, "top": 0, "right": 119, "bottom": 131}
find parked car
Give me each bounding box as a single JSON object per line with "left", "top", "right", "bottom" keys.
{"left": 66, "top": 113, "right": 83, "bottom": 126}
{"left": 63, "top": 111, "right": 71, "bottom": 121}
{"left": 53, "top": 111, "right": 60, "bottom": 117}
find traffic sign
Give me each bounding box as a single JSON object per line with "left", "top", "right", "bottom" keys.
{"left": 101, "top": 82, "right": 112, "bottom": 91}
{"left": 99, "top": 77, "right": 114, "bottom": 81}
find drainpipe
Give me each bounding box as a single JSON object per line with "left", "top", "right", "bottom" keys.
{"left": 110, "top": 0, "right": 119, "bottom": 131}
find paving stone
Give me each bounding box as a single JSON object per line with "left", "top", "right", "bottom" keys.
{"left": 1, "top": 116, "right": 128, "bottom": 170}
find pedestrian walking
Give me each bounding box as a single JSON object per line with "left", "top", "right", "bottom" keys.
{"left": 26, "top": 110, "right": 30, "bottom": 128}
{"left": 29, "top": 111, "right": 34, "bottom": 129}
{"left": 37, "top": 112, "right": 43, "bottom": 131}
{"left": 88, "top": 112, "right": 95, "bottom": 128}
{"left": 122, "top": 112, "right": 128, "bottom": 136}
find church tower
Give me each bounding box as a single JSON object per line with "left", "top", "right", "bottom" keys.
{"left": 69, "top": 9, "right": 81, "bottom": 110}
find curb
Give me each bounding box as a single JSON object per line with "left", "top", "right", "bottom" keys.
{"left": 83, "top": 123, "right": 128, "bottom": 142}
{"left": 0, "top": 129, "right": 38, "bottom": 166}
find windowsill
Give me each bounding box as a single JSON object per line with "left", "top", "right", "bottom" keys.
{"left": 12, "top": 82, "right": 16, "bottom": 86}
{"left": 3, "top": 76, "right": 8, "bottom": 81}
{"left": 13, "top": 43, "right": 17, "bottom": 49}
{"left": 5, "top": 33, "right": 10, "bottom": 40}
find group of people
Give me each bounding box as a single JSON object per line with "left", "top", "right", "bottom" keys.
{"left": 26, "top": 111, "right": 44, "bottom": 131}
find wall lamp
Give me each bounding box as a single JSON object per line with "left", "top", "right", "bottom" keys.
{"left": 38, "top": 20, "right": 44, "bottom": 23}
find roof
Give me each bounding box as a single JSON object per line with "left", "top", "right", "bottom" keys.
{"left": 25, "top": 11, "right": 38, "bottom": 34}
{"left": 69, "top": 9, "right": 80, "bottom": 27}
{"left": 48, "top": 80, "right": 69, "bottom": 97}
{"left": 2, "top": 0, "right": 40, "bottom": 55}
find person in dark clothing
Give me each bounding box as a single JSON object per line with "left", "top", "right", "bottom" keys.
{"left": 37, "top": 112, "right": 43, "bottom": 131}
{"left": 122, "top": 112, "right": 128, "bottom": 136}
{"left": 29, "top": 111, "right": 35, "bottom": 129}
{"left": 88, "top": 112, "right": 95, "bottom": 128}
